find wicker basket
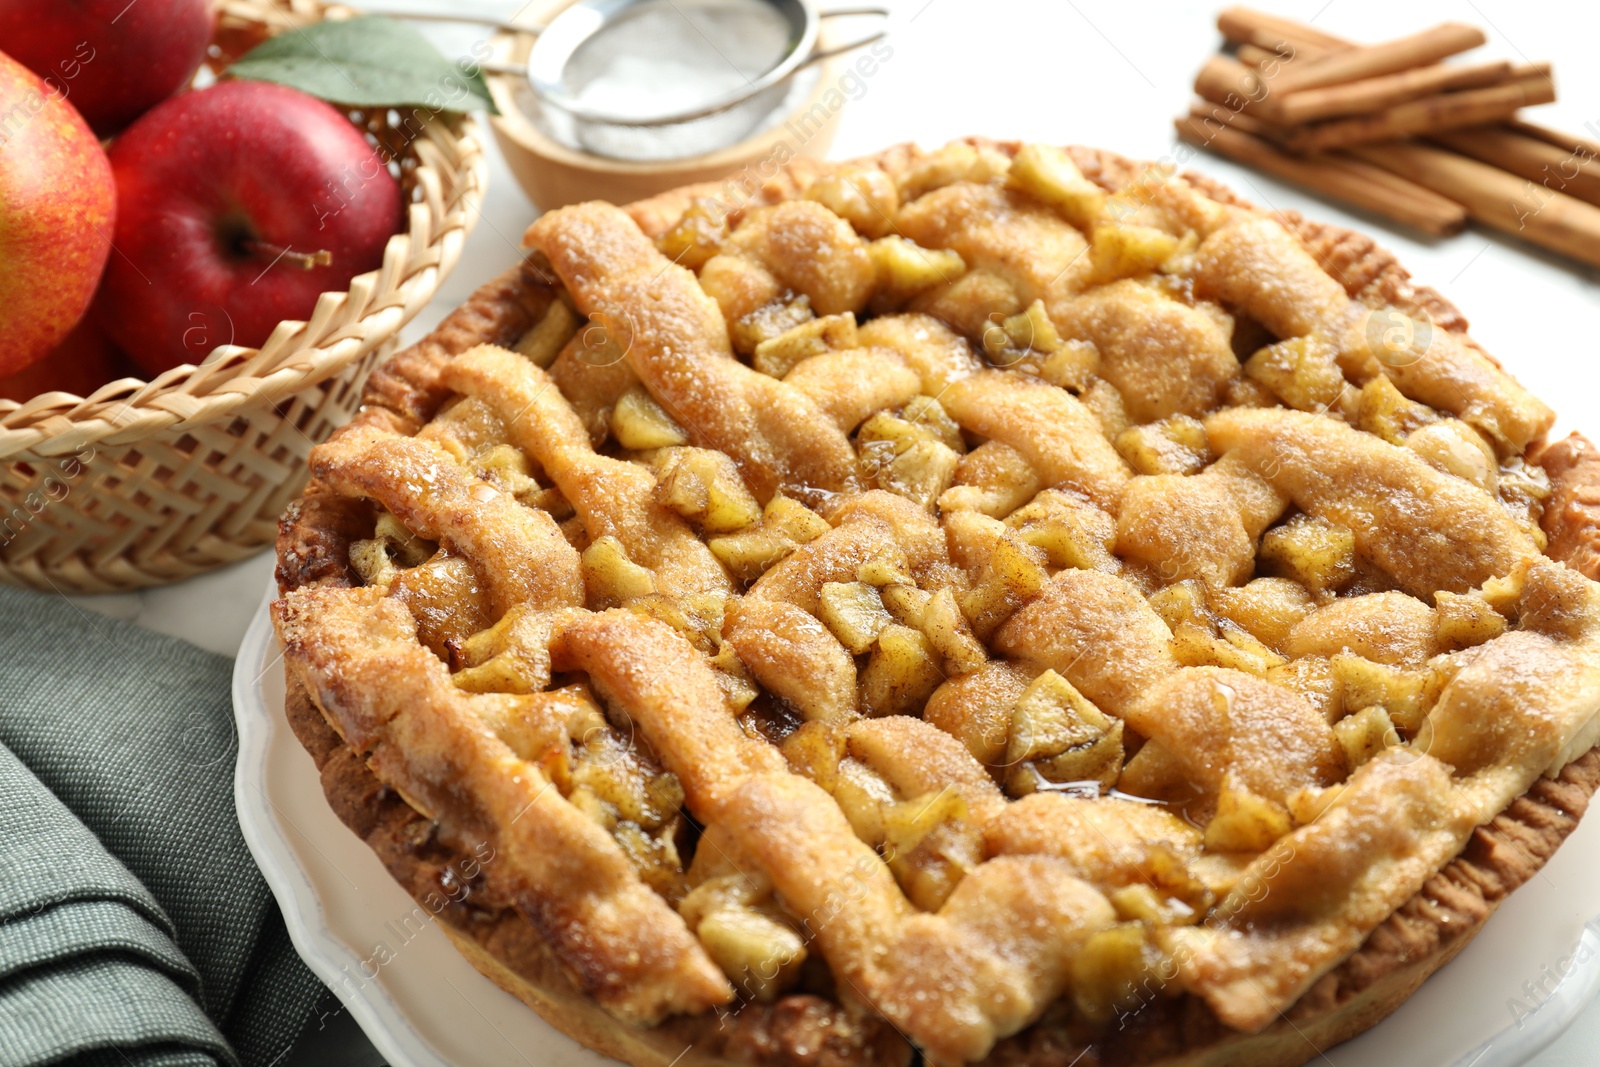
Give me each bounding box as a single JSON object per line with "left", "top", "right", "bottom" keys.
{"left": 0, "top": 0, "right": 487, "bottom": 594}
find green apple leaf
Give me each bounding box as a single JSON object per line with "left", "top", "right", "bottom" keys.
{"left": 227, "top": 15, "right": 500, "bottom": 115}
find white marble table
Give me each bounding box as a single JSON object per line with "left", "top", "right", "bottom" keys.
{"left": 69, "top": 1, "right": 1600, "bottom": 1063}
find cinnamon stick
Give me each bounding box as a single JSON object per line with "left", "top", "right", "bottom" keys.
{"left": 1235, "top": 41, "right": 1301, "bottom": 70}
{"left": 1431, "top": 126, "right": 1600, "bottom": 208}
{"left": 1503, "top": 62, "right": 1557, "bottom": 97}
{"left": 1199, "top": 7, "right": 1600, "bottom": 266}
{"left": 1348, "top": 142, "right": 1600, "bottom": 267}
{"left": 1217, "top": 7, "right": 1347, "bottom": 54}
{"left": 1188, "top": 103, "right": 1476, "bottom": 224}
{"left": 1234, "top": 42, "right": 1278, "bottom": 67}
{"left": 1504, "top": 118, "right": 1600, "bottom": 162}
{"left": 1278, "top": 75, "right": 1556, "bottom": 152}
{"left": 1193, "top": 54, "right": 1273, "bottom": 111}
{"left": 1187, "top": 103, "right": 1472, "bottom": 212}
{"left": 1256, "top": 59, "right": 1512, "bottom": 124}
{"left": 1271, "top": 22, "right": 1486, "bottom": 94}
{"left": 1187, "top": 102, "right": 1279, "bottom": 141}
{"left": 1177, "top": 114, "right": 1468, "bottom": 235}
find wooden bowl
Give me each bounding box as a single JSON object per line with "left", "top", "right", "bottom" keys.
{"left": 485, "top": 2, "right": 845, "bottom": 210}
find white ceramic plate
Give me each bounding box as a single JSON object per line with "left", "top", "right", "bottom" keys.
{"left": 235, "top": 584, "right": 1600, "bottom": 1067}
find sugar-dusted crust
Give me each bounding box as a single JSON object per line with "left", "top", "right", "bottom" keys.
{"left": 276, "top": 141, "right": 1600, "bottom": 1067}
{"left": 1534, "top": 433, "right": 1600, "bottom": 581}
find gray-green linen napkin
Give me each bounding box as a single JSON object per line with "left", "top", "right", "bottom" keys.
{"left": 0, "top": 584, "right": 325, "bottom": 1067}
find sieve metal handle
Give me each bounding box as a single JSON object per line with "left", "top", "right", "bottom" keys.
{"left": 351, "top": 8, "right": 543, "bottom": 76}
{"left": 355, "top": 9, "right": 546, "bottom": 36}
{"left": 351, "top": 4, "right": 889, "bottom": 77}
{"left": 801, "top": 6, "right": 891, "bottom": 68}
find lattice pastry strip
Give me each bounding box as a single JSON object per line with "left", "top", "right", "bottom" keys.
{"left": 309, "top": 425, "right": 582, "bottom": 615}
{"left": 1196, "top": 215, "right": 1553, "bottom": 452}
{"left": 527, "top": 203, "right": 862, "bottom": 504}
{"left": 274, "top": 587, "right": 733, "bottom": 1024}
{"left": 440, "top": 343, "right": 730, "bottom": 600}
{"left": 1207, "top": 407, "right": 1540, "bottom": 596}
{"left": 939, "top": 370, "right": 1130, "bottom": 510}
{"left": 725, "top": 491, "right": 968, "bottom": 723}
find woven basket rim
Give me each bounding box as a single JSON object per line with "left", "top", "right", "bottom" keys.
{"left": 0, "top": 0, "right": 489, "bottom": 462}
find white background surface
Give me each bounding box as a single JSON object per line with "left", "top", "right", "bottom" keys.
{"left": 73, "top": 1, "right": 1600, "bottom": 1063}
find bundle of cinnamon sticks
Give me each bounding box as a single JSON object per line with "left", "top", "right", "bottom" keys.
{"left": 1178, "top": 7, "right": 1600, "bottom": 268}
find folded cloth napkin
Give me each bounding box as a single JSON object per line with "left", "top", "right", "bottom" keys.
{"left": 0, "top": 585, "right": 325, "bottom": 1067}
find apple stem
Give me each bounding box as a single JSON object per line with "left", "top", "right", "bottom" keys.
{"left": 243, "top": 240, "right": 333, "bottom": 270}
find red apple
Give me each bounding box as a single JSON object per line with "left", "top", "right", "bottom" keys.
{"left": 0, "top": 0, "right": 213, "bottom": 137}
{"left": 0, "top": 49, "right": 115, "bottom": 376}
{"left": 93, "top": 80, "right": 404, "bottom": 376}
{"left": 0, "top": 317, "right": 132, "bottom": 401}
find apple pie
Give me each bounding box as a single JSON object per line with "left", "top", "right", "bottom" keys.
{"left": 273, "top": 140, "right": 1600, "bottom": 1067}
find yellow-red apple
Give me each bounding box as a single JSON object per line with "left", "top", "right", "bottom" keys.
{"left": 0, "top": 49, "right": 115, "bottom": 376}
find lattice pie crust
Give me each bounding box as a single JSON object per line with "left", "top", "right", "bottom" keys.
{"left": 274, "top": 141, "right": 1600, "bottom": 1067}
